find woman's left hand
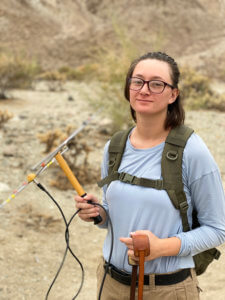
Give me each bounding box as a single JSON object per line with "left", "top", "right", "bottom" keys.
{"left": 120, "top": 230, "right": 162, "bottom": 262}
{"left": 120, "top": 230, "right": 181, "bottom": 262}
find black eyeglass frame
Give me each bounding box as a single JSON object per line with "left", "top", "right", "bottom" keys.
{"left": 129, "top": 77, "right": 174, "bottom": 94}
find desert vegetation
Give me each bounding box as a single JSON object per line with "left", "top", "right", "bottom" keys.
{"left": 180, "top": 67, "right": 225, "bottom": 111}
{"left": 0, "top": 52, "right": 40, "bottom": 99}
{"left": 38, "top": 126, "right": 100, "bottom": 189}
{"left": 35, "top": 70, "right": 66, "bottom": 92}
{"left": 0, "top": 109, "right": 13, "bottom": 128}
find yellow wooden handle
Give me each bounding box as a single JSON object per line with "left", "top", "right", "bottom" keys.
{"left": 55, "top": 152, "right": 86, "bottom": 197}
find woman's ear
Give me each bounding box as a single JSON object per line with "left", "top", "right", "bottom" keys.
{"left": 169, "top": 88, "right": 179, "bottom": 104}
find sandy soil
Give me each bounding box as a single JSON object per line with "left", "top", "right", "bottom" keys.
{"left": 0, "top": 82, "right": 225, "bottom": 300}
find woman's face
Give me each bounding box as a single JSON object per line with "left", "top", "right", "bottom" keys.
{"left": 129, "top": 59, "right": 178, "bottom": 119}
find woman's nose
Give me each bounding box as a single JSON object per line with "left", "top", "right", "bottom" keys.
{"left": 140, "top": 82, "right": 150, "bottom": 94}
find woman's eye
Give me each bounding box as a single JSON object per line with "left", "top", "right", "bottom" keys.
{"left": 133, "top": 80, "right": 143, "bottom": 85}
{"left": 151, "top": 81, "right": 163, "bottom": 87}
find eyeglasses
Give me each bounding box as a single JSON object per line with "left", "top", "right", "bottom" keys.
{"left": 129, "top": 77, "right": 174, "bottom": 94}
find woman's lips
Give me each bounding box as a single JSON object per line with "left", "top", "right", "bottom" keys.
{"left": 136, "top": 99, "right": 153, "bottom": 102}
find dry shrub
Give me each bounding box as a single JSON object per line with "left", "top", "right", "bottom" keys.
{"left": 180, "top": 67, "right": 225, "bottom": 111}
{"left": 38, "top": 126, "right": 100, "bottom": 189}
{"left": 36, "top": 70, "right": 66, "bottom": 91}
{"left": 0, "top": 110, "right": 13, "bottom": 128}
{"left": 58, "top": 64, "right": 99, "bottom": 81}
{"left": 38, "top": 129, "right": 66, "bottom": 153}
{"left": 0, "top": 52, "right": 40, "bottom": 98}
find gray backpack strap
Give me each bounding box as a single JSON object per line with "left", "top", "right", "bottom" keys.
{"left": 97, "top": 127, "right": 134, "bottom": 187}
{"left": 162, "top": 125, "right": 194, "bottom": 232}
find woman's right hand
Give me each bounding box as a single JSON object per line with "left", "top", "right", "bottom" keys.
{"left": 74, "top": 194, "right": 101, "bottom": 222}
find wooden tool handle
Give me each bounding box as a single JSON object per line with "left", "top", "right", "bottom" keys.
{"left": 130, "top": 234, "right": 150, "bottom": 300}
{"left": 133, "top": 234, "right": 150, "bottom": 257}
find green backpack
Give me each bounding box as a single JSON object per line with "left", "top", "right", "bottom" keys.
{"left": 98, "top": 125, "right": 220, "bottom": 275}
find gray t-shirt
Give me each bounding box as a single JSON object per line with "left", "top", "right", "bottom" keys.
{"left": 99, "top": 132, "right": 225, "bottom": 274}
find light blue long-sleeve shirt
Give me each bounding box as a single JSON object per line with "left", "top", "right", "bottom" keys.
{"left": 99, "top": 131, "right": 225, "bottom": 274}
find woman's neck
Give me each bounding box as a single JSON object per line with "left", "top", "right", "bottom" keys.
{"left": 130, "top": 114, "right": 170, "bottom": 149}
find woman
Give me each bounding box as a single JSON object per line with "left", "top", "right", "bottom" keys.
{"left": 75, "top": 52, "right": 225, "bottom": 299}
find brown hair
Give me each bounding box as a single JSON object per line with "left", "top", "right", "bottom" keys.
{"left": 124, "top": 52, "right": 185, "bottom": 129}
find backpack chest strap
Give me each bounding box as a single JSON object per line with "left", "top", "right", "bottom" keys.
{"left": 118, "top": 172, "right": 164, "bottom": 189}
{"left": 98, "top": 171, "right": 184, "bottom": 190}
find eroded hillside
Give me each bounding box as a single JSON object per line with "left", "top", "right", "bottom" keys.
{"left": 0, "top": 0, "right": 225, "bottom": 76}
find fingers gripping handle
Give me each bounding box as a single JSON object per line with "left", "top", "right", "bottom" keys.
{"left": 133, "top": 234, "right": 150, "bottom": 257}
{"left": 55, "top": 152, "right": 102, "bottom": 225}
{"left": 129, "top": 234, "right": 150, "bottom": 300}
{"left": 128, "top": 234, "right": 150, "bottom": 265}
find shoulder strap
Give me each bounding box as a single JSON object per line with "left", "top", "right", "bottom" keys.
{"left": 162, "top": 125, "right": 194, "bottom": 231}
{"left": 97, "top": 127, "right": 134, "bottom": 187}
{"left": 108, "top": 127, "right": 134, "bottom": 173}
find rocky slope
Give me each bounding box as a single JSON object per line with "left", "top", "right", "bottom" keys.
{"left": 0, "top": 0, "right": 225, "bottom": 76}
